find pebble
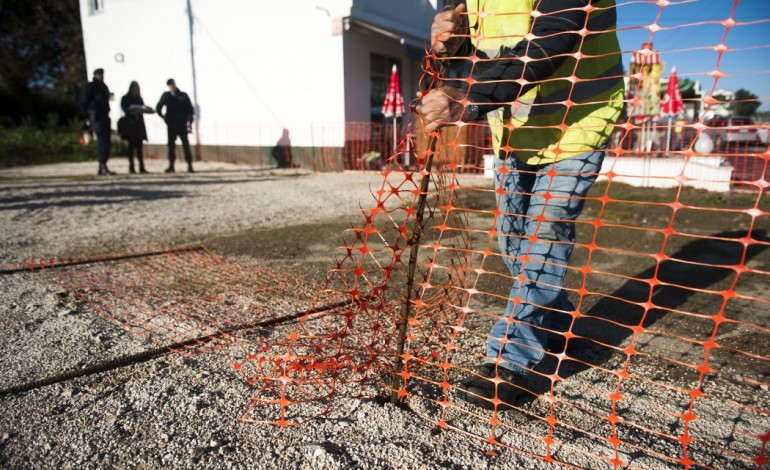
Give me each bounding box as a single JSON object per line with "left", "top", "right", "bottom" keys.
{"left": 305, "top": 443, "right": 323, "bottom": 453}
{"left": 62, "top": 388, "right": 73, "bottom": 398}
{"left": 2, "top": 433, "right": 9, "bottom": 441}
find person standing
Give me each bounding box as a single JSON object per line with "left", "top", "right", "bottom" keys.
{"left": 416, "top": 0, "right": 624, "bottom": 409}
{"left": 156, "top": 78, "right": 195, "bottom": 173}
{"left": 271, "top": 129, "right": 298, "bottom": 168}
{"left": 79, "top": 68, "right": 114, "bottom": 175}
{"left": 120, "top": 81, "right": 152, "bottom": 174}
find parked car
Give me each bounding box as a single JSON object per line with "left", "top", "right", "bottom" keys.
{"left": 703, "top": 115, "right": 758, "bottom": 145}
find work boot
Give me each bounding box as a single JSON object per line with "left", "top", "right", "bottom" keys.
{"left": 164, "top": 164, "right": 175, "bottom": 174}
{"left": 187, "top": 161, "right": 194, "bottom": 173}
{"left": 129, "top": 162, "right": 136, "bottom": 174}
{"left": 456, "top": 364, "right": 532, "bottom": 410}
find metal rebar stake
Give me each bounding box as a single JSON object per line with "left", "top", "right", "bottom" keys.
{"left": 390, "top": 137, "right": 437, "bottom": 404}
{"left": 389, "top": 1, "right": 457, "bottom": 404}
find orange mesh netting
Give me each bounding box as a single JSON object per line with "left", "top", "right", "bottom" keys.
{"left": 239, "top": 1, "right": 770, "bottom": 468}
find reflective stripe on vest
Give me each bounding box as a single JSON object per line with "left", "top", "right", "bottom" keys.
{"left": 467, "top": 0, "right": 625, "bottom": 164}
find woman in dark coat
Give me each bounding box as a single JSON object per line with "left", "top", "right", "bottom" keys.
{"left": 120, "top": 81, "right": 152, "bottom": 173}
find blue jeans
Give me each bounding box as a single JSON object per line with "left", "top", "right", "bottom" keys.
{"left": 488, "top": 149, "right": 605, "bottom": 375}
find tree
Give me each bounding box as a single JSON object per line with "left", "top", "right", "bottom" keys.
{"left": 732, "top": 88, "right": 761, "bottom": 117}
{"left": 0, "top": 0, "right": 86, "bottom": 125}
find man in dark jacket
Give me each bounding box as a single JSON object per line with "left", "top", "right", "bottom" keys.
{"left": 156, "top": 78, "right": 195, "bottom": 173}
{"left": 79, "top": 68, "right": 114, "bottom": 175}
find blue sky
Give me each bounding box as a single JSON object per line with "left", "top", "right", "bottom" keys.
{"left": 615, "top": 0, "right": 770, "bottom": 110}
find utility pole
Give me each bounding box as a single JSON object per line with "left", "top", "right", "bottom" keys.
{"left": 187, "top": 0, "right": 202, "bottom": 161}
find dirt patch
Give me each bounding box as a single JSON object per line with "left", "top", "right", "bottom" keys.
{"left": 204, "top": 220, "right": 353, "bottom": 285}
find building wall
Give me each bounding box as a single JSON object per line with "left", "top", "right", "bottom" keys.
{"left": 343, "top": 31, "right": 420, "bottom": 123}
{"left": 79, "top": 0, "right": 193, "bottom": 146}
{"left": 352, "top": 0, "right": 438, "bottom": 42}
{"left": 79, "top": 0, "right": 436, "bottom": 150}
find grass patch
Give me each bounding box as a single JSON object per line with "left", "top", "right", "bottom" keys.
{"left": 0, "top": 124, "right": 97, "bottom": 167}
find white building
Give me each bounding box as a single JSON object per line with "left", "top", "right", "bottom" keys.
{"left": 79, "top": 0, "right": 441, "bottom": 166}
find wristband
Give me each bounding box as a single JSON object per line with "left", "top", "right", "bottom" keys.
{"left": 464, "top": 103, "right": 480, "bottom": 122}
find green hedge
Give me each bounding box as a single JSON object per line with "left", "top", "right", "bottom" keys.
{"left": 0, "top": 119, "right": 97, "bottom": 168}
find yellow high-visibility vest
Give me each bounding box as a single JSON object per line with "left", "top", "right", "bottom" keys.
{"left": 467, "top": 0, "right": 625, "bottom": 164}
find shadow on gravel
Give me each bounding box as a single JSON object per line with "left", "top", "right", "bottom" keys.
{"left": 534, "top": 228, "right": 770, "bottom": 388}
{"left": 0, "top": 177, "right": 277, "bottom": 194}
{"left": 0, "top": 188, "right": 192, "bottom": 210}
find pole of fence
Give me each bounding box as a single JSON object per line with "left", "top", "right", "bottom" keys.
{"left": 390, "top": 136, "right": 436, "bottom": 404}
{"left": 389, "top": 0, "right": 459, "bottom": 405}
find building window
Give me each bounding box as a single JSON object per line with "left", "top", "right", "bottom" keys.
{"left": 370, "top": 53, "right": 402, "bottom": 122}
{"left": 89, "top": 0, "right": 105, "bottom": 15}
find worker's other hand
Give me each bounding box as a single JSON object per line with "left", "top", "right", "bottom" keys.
{"left": 431, "top": 3, "right": 468, "bottom": 57}
{"left": 414, "top": 87, "right": 466, "bottom": 133}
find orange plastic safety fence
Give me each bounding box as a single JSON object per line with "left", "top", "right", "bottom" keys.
{"left": 241, "top": 1, "right": 770, "bottom": 469}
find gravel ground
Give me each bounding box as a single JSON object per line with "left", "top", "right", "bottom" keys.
{"left": 2, "top": 161, "right": 536, "bottom": 469}
{"left": 0, "top": 159, "right": 374, "bottom": 267}
{"left": 1, "top": 160, "right": 768, "bottom": 469}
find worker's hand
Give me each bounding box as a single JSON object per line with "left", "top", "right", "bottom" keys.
{"left": 414, "top": 87, "right": 466, "bottom": 133}
{"left": 431, "top": 3, "right": 468, "bottom": 57}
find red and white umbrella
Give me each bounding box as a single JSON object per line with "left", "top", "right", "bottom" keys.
{"left": 660, "top": 67, "right": 683, "bottom": 117}
{"left": 382, "top": 64, "right": 405, "bottom": 162}
{"left": 382, "top": 64, "right": 405, "bottom": 119}
{"left": 661, "top": 67, "right": 684, "bottom": 153}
